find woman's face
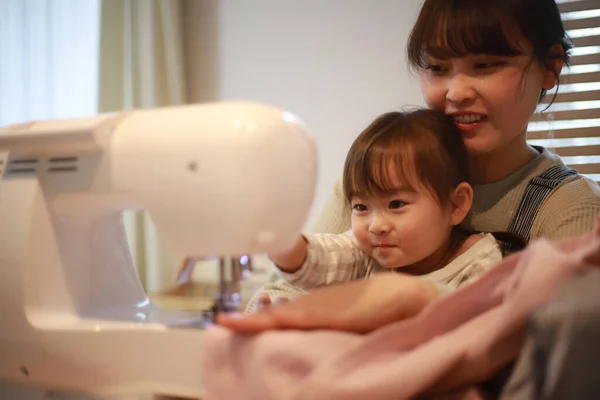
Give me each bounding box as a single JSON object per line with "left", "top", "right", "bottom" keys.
{"left": 419, "top": 53, "right": 557, "bottom": 158}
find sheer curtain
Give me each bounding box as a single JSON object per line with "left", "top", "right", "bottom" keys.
{"left": 0, "top": 0, "right": 100, "bottom": 126}
{"left": 98, "top": 0, "right": 188, "bottom": 295}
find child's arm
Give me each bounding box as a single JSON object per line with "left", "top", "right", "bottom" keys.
{"left": 268, "top": 236, "right": 308, "bottom": 273}
{"left": 269, "top": 232, "right": 370, "bottom": 290}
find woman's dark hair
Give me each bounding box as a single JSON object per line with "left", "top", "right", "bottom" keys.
{"left": 406, "top": 0, "right": 573, "bottom": 105}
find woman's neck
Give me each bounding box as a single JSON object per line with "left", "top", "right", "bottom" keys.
{"left": 471, "top": 133, "right": 539, "bottom": 184}
{"left": 398, "top": 229, "right": 473, "bottom": 276}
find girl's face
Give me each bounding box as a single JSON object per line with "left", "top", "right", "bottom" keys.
{"left": 419, "top": 53, "right": 558, "bottom": 158}
{"left": 350, "top": 164, "right": 467, "bottom": 272}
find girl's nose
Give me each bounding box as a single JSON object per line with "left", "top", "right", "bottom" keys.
{"left": 369, "top": 214, "right": 391, "bottom": 235}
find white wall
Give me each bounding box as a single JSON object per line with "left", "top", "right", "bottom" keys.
{"left": 184, "top": 0, "right": 425, "bottom": 227}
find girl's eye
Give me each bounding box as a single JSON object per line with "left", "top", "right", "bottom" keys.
{"left": 389, "top": 200, "right": 406, "bottom": 209}
{"left": 352, "top": 203, "right": 367, "bottom": 212}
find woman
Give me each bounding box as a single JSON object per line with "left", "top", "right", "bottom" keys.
{"left": 218, "top": 0, "right": 600, "bottom": 334}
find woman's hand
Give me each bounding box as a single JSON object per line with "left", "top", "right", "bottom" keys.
{"left": 216, "top": 272, "right": 439, "bottom": 334}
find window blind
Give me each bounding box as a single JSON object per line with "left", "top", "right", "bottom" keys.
{"left": 529, "top": 0, "right": 600, "bottom": 182}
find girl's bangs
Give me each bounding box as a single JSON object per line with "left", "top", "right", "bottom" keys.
{"left": 344, "top": 145, "right": 419, "bottom": 203}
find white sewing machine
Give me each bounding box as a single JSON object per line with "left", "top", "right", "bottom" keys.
{"left": 0, "top": 102, "right": 317, "bottom": 399}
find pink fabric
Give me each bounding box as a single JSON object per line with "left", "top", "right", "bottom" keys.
{"left": 202, "top": 231, "right": 600, "bottom": 400}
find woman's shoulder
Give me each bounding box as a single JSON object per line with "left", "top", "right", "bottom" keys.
{"left": 309, "top": 176, "right": 351, "bottom": 234}
{"left": 548, "top": 173, "right": 600, "bottom": 206}
{"left": 531, "top": 147, "right": 600, "bottom": 206}
{"left": 532, "top": 173, "right": 600, "bottom": 240}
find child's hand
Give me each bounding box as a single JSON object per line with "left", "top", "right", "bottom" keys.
{"left": 257, "top": 293, "right": 290, "bottom": 310}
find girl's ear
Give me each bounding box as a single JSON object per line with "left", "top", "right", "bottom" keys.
{"left": 542, "top": 43, "right": 565, "bottom": 90}
{"left": 450, "top": 182, "right": 473, "bottom": 226}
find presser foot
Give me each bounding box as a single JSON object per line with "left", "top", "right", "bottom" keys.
{"left": 212, "top": 255, "right": 245, "bottom": 315}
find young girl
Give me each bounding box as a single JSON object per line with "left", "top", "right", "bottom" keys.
{"left": 221, "top": 0, "right": 600, "bottom": 328}
{"left": 245, "top": 109, "right": 523, "bottom": 312}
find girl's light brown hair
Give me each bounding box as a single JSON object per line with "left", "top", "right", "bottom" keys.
{"left": 342, "top": 109, "right": 469, "bottom": 207}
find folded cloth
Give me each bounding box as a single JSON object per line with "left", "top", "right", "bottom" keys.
{"left": 500, "top": 268, "right": 600, "bottom": 400}
{"left": 202, "top": 224, "right": 600, "bottom": 400}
